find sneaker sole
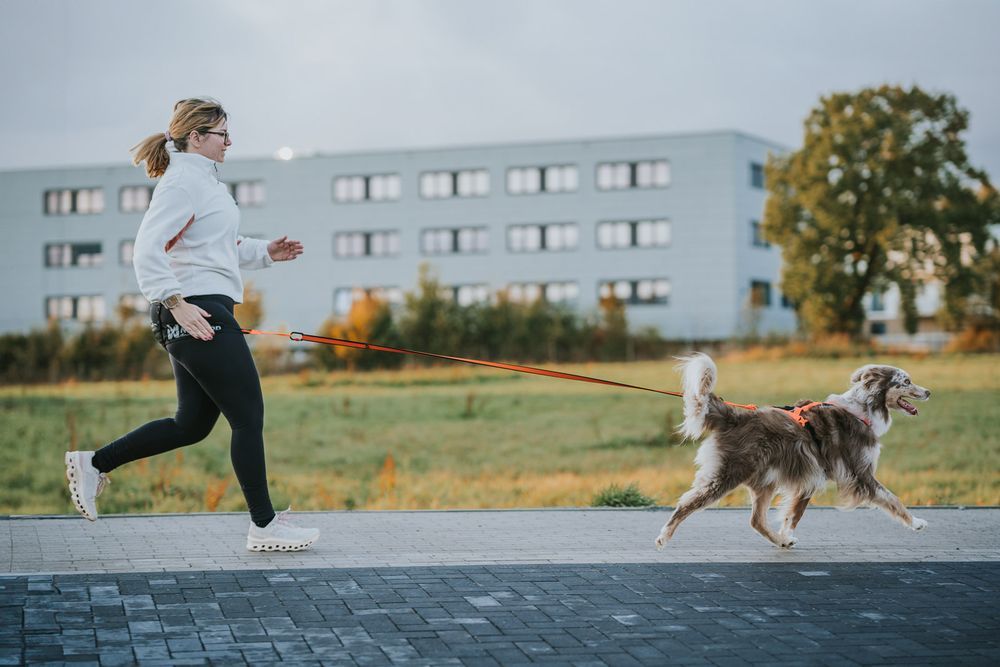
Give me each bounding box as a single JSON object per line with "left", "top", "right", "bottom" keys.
{"left": 64, "top": 452, "right": 96, "bottom": 521}
{"left": 246, "top": 537, "right": 318, "bottom": 552}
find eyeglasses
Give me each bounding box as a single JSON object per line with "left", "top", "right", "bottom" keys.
{"left": 202, "top": 130, "right": 230, "bottom": 142}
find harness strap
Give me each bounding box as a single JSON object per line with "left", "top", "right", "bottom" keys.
{"left": 776, "top": 401, "right": 872, "bottom": 439}
{"left": 784, "top": 401, "right": 827, "bottom": 427}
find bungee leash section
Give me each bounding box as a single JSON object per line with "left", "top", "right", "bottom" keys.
{"left": 241, "top": 328, "right": 759, "bottom": 411}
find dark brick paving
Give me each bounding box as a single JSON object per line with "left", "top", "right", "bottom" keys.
{"left": 1, "top": 562, "right": 998, "bottom": 666}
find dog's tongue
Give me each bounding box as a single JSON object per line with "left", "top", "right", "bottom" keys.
{"left": 898, "top": 398, "right": 918, "bottom": 415}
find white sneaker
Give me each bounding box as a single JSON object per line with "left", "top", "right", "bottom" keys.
{"left": 64, "top": 451, "right": 111, "bottom": 521}
{"left": 246, "top": 508, "right": 319, "bottom": 552}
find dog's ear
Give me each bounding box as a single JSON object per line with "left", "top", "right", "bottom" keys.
{"left": 850, "top": 366, "right": 870, "bottom": 384}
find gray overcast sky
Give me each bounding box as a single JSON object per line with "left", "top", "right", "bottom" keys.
{"left": 1, "top": 0, "right": 997, "bottom": 178}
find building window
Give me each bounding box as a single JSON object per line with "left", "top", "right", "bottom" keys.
{"left": 599, "top": 279, "right": 670, "bottom": 305}
{"left": 870, "top": 322, "right": 887, "bottom": 335}
{"left": 226, "top": 181, "right": 266, "bottom": 207}
{"left": 333, "top": 173, "right": 402, "bottom": 203}
{"left": 596, "top": 160, "right": 670, "bottom": 191}
{"left": 507, "top": 281, "right": 579, "bottom": 304}
{"left": 119, "top": 240, "right": 134, "bottom": 266}
{"left": 870, "top": 290, "right": 885, "bottom": 312}
{"left": 334, "top": 230, "right": 400, "bottom": 258}
{"left": 419, "top": 169, "right": 489, "bottom": 199}
{"left": 781, "top": 294, "right": 795, "bottom": 309}
{"left": 750, "top": 280, "right": 772, "bottom": 307}
{"left": 334, "top": 286, "right": 403, "bottom": 315}
{"left": 507, "top": 223, "right": 579, "bottom": 253}
{"left": 420, "top": 227, "right": 489, "bottom": 255}
{"left": 597, "top": 219, "right": 671, "bottom": 249}
{"left": 448, "top": 284, "right": 490, "bottom": 307}
{"left": 44, "top": 242, "right": 103, "bottom": 268}
{"left": 506, "top": 165, "right": 578, "bottom": 195}
{"left": 45, "top": 295, "right": 106, "bottom": 322}
{"left": 751, "top": 220, "right": 770, "bottom": 248}
{"left": 118, "top": 293, "right": 149, "bottom": 316}
{"left": 44, "top": 188, "right": 105, "bottom": 215}
{"left": 119, "top": 186, "right": 153, "bottom": 213}
{"left": 750, "top": 162, "right": 765, "bottom": 189}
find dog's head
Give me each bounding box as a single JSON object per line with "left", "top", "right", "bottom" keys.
{"left": 849, "top": 364, "right": 931, "bottom": 418}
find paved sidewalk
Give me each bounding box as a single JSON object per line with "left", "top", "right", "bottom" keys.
{"left": 2, "top": 508, "right": 998, "bottom": 665}
{"left": 2, "top": 507, "right": 998, "bottom": 574}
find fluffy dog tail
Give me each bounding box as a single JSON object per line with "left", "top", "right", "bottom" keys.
{"left": 675, "top": 353, "right": 719, "bottom": 440}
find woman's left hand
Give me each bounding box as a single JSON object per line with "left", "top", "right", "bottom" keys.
{"left": 267, "top": 235, "right": 304, "bottom": 262}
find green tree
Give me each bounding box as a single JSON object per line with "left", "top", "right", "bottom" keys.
{"left": 397, "top": 264, "right": 465, "bottom": 358}
{"left": 764, "top": 85, "right": 1000, "bottom": 337}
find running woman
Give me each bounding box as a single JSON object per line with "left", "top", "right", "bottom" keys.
{"left": 65, "top": 98, "right": 319, "bottom": 552}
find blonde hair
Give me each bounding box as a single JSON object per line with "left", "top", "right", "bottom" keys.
{"left": 130, "top": 97, "right": 228, "bottom": 178}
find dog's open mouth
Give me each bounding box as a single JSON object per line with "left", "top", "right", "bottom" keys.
{"left": 897, "top": 397, "right": 919, "bottom": 415}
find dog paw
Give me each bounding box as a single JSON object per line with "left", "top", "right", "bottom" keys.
{"left": 654, "top": 535, "right": 667, "bottom": 551}
{"left": 777, "top": 535, "right": 798, "bottom": 549}
{"left": 910, "top": 517, "right": 928, "bottom": 532}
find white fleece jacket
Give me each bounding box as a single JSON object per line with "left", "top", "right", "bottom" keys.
{"left": 132, "top": 150, "right": 272, "bottom": 303}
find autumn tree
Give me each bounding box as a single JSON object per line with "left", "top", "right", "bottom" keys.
{"left": 315, "top": 293, "right": 402, "bottom": 370}
{"left": 764, "top": 85, "right": 1000, "bottom": 337}
{"left": 234, "top": 281, "right": 264, "bottom": 330}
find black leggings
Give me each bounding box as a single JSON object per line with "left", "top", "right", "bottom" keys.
{"left": 92, "top": 294, "right": 275, "bottom": 527}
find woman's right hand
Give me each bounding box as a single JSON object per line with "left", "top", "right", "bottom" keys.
{"left": 169, "top": 300, "right": 214, "bottom": 341}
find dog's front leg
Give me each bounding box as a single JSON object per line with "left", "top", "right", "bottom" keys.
{"left": 869, "top": 480, "right": 927, "bottom": 531}
{"left": 779, "top": 494, "right": 811, "bottom": 541}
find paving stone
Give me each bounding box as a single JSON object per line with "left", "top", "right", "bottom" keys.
{"left": 3, "top": 508, "right": 1000, "bottom": 664}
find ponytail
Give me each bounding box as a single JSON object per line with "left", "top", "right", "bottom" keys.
{"left": 130, "top": 133, "right": 171, "bottom": 179}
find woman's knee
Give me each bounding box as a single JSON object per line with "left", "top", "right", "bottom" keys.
{"left": 221, "top": 398, "right": 264, "bottom": 432}
{"left": 174, "top": 411, "right": 219, "bottom": 443}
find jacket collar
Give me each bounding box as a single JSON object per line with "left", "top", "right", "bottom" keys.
{"left": 168, "top": 150, "right": 220, "bottom": 179}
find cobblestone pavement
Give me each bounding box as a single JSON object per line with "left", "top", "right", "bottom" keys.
{"left": 2, "top": 562, "right": 997, "bottom": 665}
{"left": 1, "top": 508, "right": 998, "bottom": 665}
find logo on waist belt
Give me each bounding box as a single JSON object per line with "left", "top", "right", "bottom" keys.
{"left": 166, "top": 324, "right": 222, "bottom": 341}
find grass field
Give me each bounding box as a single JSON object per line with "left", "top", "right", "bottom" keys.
{"left": 1, "top": 354, "right": 997, "bottom": 515}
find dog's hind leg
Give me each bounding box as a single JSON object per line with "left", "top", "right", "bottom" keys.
{"left": 654, "top": 480, "right": 736, "bottom": 550}
{"left": 750, "top": 485, "right": 794, "bottom": 548}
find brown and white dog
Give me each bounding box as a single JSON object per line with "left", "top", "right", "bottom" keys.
{"left": 655, "top": 353, "right": 931, "bottom": 549}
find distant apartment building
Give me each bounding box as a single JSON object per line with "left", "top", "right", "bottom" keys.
{"left": 864, "top": 283, "right": 953, "bottom": 350}
{"left": 0, "top": 131, "right": 797, "bottom": 339}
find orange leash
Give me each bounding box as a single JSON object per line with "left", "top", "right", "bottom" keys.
{"left": 242, "top": 328, "right": 759, "bottom": 410}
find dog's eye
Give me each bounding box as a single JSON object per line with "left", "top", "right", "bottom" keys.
{"left": 903, "top": 379, "right": 911, "bottom": 385}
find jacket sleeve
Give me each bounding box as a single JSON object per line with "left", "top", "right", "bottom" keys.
{"left": 132, "top": 184, "right": 195, "bottom": 302}
{"left": 236, "top": 236, "right": 275, "bottom": 270}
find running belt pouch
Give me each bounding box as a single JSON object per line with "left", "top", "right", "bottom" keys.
{"left": 150, "top": 303, "right": 168, "bottom": 348}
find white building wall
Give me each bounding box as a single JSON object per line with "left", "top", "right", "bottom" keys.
{"left": 0, "top": 131, "right": 796, "bottom": 339}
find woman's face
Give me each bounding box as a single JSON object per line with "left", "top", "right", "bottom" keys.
{"left": 188, "top": 118, "right": 230, "bottom": 162}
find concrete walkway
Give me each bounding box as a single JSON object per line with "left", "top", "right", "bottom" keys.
{"left": 2, "top": 508, "right": 998, "bottom": 665}
{"left": 3, "top": 507, "right": 998, "bottom": 575}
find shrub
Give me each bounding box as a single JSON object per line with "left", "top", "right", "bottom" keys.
{"left": 591, "top": 482, "right": 656, "bottom": 508}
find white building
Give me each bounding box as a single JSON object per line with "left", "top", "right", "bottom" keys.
{"left": 0, "top": 131, "right": 797, "bottom": 339}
